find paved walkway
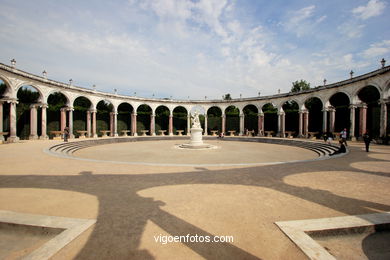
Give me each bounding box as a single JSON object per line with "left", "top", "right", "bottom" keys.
{"left": 0, "top": 139, "right": 389, "bottom": 259}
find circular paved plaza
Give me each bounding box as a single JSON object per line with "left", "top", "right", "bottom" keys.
{"left": 0, "top": 138, "right": 389, "bottom": 259}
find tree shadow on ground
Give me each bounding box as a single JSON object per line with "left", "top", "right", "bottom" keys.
{"left": 0, "top": 147, "right": 389, "bottom": 259}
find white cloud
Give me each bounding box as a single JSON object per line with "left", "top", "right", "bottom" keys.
{"left": 283, "top": 5, "right": 326, "bottom": 37}
{"left": 337, "top": 21, "right": 365, "bottom": 39}
{"left": 352, "top": 0, "right": 386, "bottom": 20}
{"left": 362, "top": 40, "right": 390, "bottom": 58}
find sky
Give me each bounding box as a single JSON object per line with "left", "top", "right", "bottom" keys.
{"left": 0, "top": 0, "right": 389, "bottom": 100}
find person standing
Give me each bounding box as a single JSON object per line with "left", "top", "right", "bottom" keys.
{"left": 63, "top": 127, "right": 69, "bottom": 142}
{"left": 363, "top": 131, "right": 371, "bottom": 152}
{"left": 340, "top": 128, "right": 348, "bottom": 146}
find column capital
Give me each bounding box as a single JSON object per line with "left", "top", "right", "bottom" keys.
{"left": 240, "top": 113, "right": 244, "bottom": 117}
{"left": 379, "top": 98, "right": 390, "bottom": 105}
{"left": 29, "top": 104, "right": 39, "bottom": 109}
{"left": 89, "top": 109, "right": 97, "bottom": 113}
{"left": 358, "top": 102, "right": 367, "bottom": 108}
{"left": 4, "top": 98, "right": 18, "bottom": 104}
{"left": 349, "top": 104, "right": 358, "bottom": 109}
{"left": 39, "top": 103, "right": 48, "bottom": 109}
{"left": 132, "top": 112, "right": 137, "bottom": 116}
{"left": 258, "top": 112, "right": 264, "bottom": 116}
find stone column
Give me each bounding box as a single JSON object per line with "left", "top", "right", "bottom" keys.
{"left": 187, "top": 114, "right": 191, "bottom": 135}
{"left": 39, "top": 104, "right": 48, "bottom": 139}
{"left": 91, "top": 110, "right": 97, "bottom": 138}
{"left": 349, "top": 105, "right": 356, "bottom": 141}
{"left": 239, "top": 113, "right": 244, "bottom": 136}
{"left": 60, "top": 107, "right": 67, "bottom": 131}
{"left": 68, "top": 107, "right": 74, "bottom": 139}
{"left": 298, "top": 110, "right": 303, "bottom": 137}
{"left": 8, "top": 100, "right": 19, "bottom": 142}
{"left": 150, "top": 113, "right": 155, "bottom": 136}
{"left": 221, "top": 113, "right": 226, "bottom": 134}
{"left": 29, "top": 104, "right": 38, "bottom": 140}
{"left": 258, "top": 112, "right": 264, "bottom": 136}
{"left": 329, "top": 107, "right": 335, "bottom": 133}
{"left": 277, "top": 112, "right": 285, "bottom": 137}
{"left": 113, "top": 112, "right": 118, "bottom": 137}
{"left": 359, "top": 104, "right": 367, "bottom": 137}
{"left": 204, "top": 114, "right": 208, "bottom": 135}
{"left": 322, "top": 109, "right": 328, "bottom": 133}
{"left": 169, "top": 113, "right": 173, "bottom": 136}
{"left": 304, "top": 111, "right": 309, "bottom": 137}
{"left": 380, "top": 100, "right": 388, "bottom": 138}
{"left": 109, "top": 112, "right": 114, "bottom": 137}
{"left": 86, "top": 110, "right": 91, "bottom": 137}
{"left": 0, "top": 101, "right": 4, "bottom": 141}
{"left": 131, "top": 112, "right": 137, "bottom": 136}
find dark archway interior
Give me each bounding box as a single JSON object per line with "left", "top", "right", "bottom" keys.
{"left": 282, "top": 101, "right": 299, "bottom": 134}
{"left": 117, "top": 103, "right": 133, "bottom": 133}
{"left": 330, "top": 92, "right": 350, "bottom": 132}
{"left": 207, "top": 106, "right": 222, "bottom": 132}
{"left": 16, "top": 86, "right": 40, "bottom": 139}
{"left": 305, "top": 97, "right": 323, "bottom": 133}
{"left": 262, "top": 103, "right": 277, "bottom": 132}
{"left": 358, "top": 86, "right": 381, "bottom": 137}
{"left": 155, "top": 106, "right": 169, "bottom": 132}
{"left": 47, "top": 92, "right": 68, "bottom": 137}
{"left": 225, "top": 106, "right": 239, "bottom": 133}
{"left": 73, "top": 97, "right": 92, "bottom": 135}
{"left": 137, "top": 105, "right": 152, "bottom": 134}
{"left": 96, "top": 101, "right": 113, "bottom": 135}
{"left": 243, "top": 105, "right": 258, "bottom": 134}
{"left": 173, "top": 106, "right": 187, "bottom": 133}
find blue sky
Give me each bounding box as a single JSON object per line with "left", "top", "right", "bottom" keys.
{"left": 0, "top": 0, "right": 389, "bottom": 99}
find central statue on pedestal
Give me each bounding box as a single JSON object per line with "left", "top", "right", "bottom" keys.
{"left": 178, "top": 111, "right": 214, "bottom": 149}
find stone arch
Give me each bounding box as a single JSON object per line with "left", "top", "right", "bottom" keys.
{"left": 136, "top": 104, "right": 153, "bottom": 135}
{"left": 262, "top": 103, "right": 278, "bottom": 135}
{"left": 329, "top": 92, "right": 350, "bottom": 133}
{"left": 282, "top": 100, "right": 299, "bottom": 136}
{"left": 117, "top": 102, "right": 134, "bottom": 135}
{"left": 357, "top": 85, "right": 381, "bottom": 137}
{"left": 243, "top": 104, "right": 258, "bottom": 135}
{"left": 45, "top": 90, "right": 71, "bottom": 106}
{"left": 304, "top": 97, "right": 323, "bottom": 133}
{"left": 47, "top": 91, "right": 69, "bottom": 137}
{"left": 172, "top": 106, "right": 188, "bottom": 135}
{"left": 225, "top": 105, "right": 239, "bottom": 135}
{"left": 155, "top": 105, "right": 170, "bottom": 134}
{"left": 207, "top": 106, "right": 223, "bottom": 134}
{"left": 0, "top": 75, "right": 13, "bottom": 98}
{"left": 16, "top": 85, "right": 43, "bottom": 139}
{"left": 96, "top": 100, "right": 114, "bottom": 136}
{"left": 73, "top": 96, "right": 93, "bottom": 137}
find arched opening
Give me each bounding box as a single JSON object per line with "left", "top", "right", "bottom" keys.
{"left": 358, "top": 86, "right": 381, "bottom": 138}
{"left": 155, "top": 106, "right": 170, "bottom": 134}
{"left": 73, "top": 96, "right": 92, "bottom": 137}
{"left": 173, "top": 106, "right": 188, "bottom": 134}
{"left": 47, "top": 92, "right": 68, "bottom": 138}
{"left": 305, "top": 97, "right": 323, "bottom": 133}
{"left": 0, "top": 79, "right": 10, "bottom": 138}
{"left": 137, "top": 104, "right": 152, "bottom": 135}
{"left": 225, "top": 105, "right": 239, "bottom": 134}
{"left": 16, "top": 85, "right": 41, "bottom": 139}
{"left": 243, "top": 105, "right": 258, "bottom": 134}
{"left": 282, "top": 101, "right": 299, "bottom": 136}
{"left": 329, "top": 92, "right": 350, "bottom": 133}
{"left": 117, "top": 103, "right": 133, "bottom": 135}
{"left": 262, "top": 103, "right": 277, "bottom": 134}
{"left": 96, "top": 100, "right": 113, "bottom": 136}
{"left": 207, "top": 106, "right": 222, "bottom": 133}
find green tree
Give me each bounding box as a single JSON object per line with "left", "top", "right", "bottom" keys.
{"left": 223, "top": 93, "right": 232, "bottom": 100}
{"left": 291, "top": 80, "right": 311, "bottom": 93}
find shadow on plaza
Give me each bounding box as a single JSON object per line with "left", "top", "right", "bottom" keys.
{"left": 0, "top": 148, "right": 389, "bottom": 259}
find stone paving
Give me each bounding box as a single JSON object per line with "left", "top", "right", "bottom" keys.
{"left": 0, "top": 138, "right": 389, "bottom": 259}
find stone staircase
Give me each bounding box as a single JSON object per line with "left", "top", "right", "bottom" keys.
{"left": 47, "top": 136, "right": 340, "bottom": 158}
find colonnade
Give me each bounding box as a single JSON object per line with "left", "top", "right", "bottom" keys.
{"left": 0, "top": 99, "right": 389, "bottom": 140}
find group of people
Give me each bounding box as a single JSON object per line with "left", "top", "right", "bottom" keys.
{"left": 327, "top": 128, "right": 372, "bottom": 156}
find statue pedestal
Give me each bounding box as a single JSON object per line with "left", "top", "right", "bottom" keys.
{"left": 190, "top": 127, "right": 204, "bottom": 146}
